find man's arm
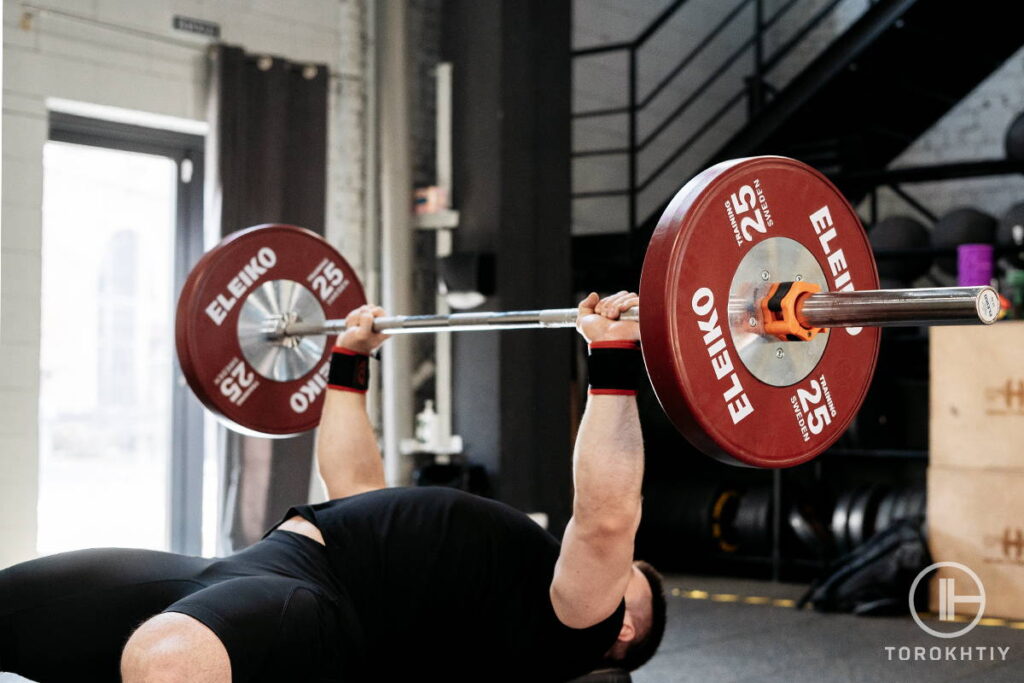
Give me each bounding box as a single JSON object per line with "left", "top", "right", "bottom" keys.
{"left": 550, "top": 291, "right": 644, "bottom": 628}
{"left": 316, "top": 305, "right": 390, "bottom": 499}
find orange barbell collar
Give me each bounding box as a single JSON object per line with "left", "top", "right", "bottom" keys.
{"left": 759, "top": 281, "right": 828, "bottom": 342}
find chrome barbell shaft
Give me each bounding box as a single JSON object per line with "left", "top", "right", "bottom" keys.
{"left": 279, "top": 308, "right": 638, "bottom": 337}
{"left": 276, "top": 286, "right": 997, "bottom": 339}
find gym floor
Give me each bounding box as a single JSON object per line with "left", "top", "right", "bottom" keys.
{"left": 636, "top": 575, "right": 1024, "bottom": 682}
{"left": 3, "top": 575, "right": 1023, "bottom": 683}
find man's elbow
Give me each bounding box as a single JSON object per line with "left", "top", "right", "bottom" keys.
{"left": 318, "top": 466, "right": 384, "bottom": 500}
{"left": 572, "top": 503, "right": 642, "bottom": 539}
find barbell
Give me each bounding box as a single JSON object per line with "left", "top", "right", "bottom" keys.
{"left": 176, "top": 156, "right": 999, "bottom": 468}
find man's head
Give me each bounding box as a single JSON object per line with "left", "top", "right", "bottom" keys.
{"left": 602, "top": 560, "right": 666, "bottom": 671}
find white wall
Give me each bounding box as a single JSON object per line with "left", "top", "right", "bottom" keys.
{"left": 0, "top": 0, "right": 368, "bottom": 568}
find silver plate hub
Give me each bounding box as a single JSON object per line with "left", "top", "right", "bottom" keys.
{"left": 728, "top": 237, "right": 829, "bottom": 387}
{"left": 237, "top": 279, "right": 328, "bottom": 382}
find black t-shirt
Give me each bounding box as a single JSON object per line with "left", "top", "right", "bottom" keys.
{"left": 281, "top": 487, "right": 624, "bottom": 681}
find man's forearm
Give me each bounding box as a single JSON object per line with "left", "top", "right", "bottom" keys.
{"left": 571, "top": 394, "right": 644, "bottom": 529}
{"left": 315, "top": 389, "right": 385, "bottom": 498}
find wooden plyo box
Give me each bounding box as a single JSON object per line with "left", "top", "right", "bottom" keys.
{"left": 928, "top": 466, "right": 1024, "bottom": 620}
{"left": 930, "top": 322, "right": 1024, "bottom": 471}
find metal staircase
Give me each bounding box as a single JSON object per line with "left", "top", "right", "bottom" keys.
{"left": 571, "top": 0, "right": 1024, "bottom": 290}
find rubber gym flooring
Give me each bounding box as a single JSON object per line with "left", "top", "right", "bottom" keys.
{"left": 634, "top": 575, "right": 1024, "bottom": 682}
{"left": 4, "top": 575, "right": 1024, "bottom": 682}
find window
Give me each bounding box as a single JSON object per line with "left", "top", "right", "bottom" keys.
{"left": 38, "top": 113, "right": 205, "bottom": 555}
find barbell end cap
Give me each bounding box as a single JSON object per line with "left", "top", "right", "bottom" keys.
{"left": 977, "top": 286, "right": 1000, "bottom": 325}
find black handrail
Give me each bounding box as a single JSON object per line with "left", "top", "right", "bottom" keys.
{"left": 573, "top": 105, "right": 630, "bottom": 119}
{"left": 571, "top": 0, "right": 872, "bottom": 230}
{"left": 637, "top": 0, "right": 753, "bottom": 111}
{"left": 573, "top": 189, "right": 631, "bottom": 199}
{"left": 572, "top": 40, "right": 633, "bottom": 57}
{"left": 638, "top": 0, "right": 812, "bottom": 183}
{"left": 634, "top": 0, "right": 692, "bottom": 46}
{"left": 574, "top": 146, "right": 630, "bottom": 158}
{"left": 762, "top": 0, "right": 845, "bottom": 73}
{"left": 571, "top": 0, "right": 692, "bottom": 57}
{"left": 639, "top": 91, "right": 745, "bottom": 192}
{"left": 571, "top": 0, "right": 793, "bottom": 159}
{"left": 637, "top": 0, "right": 800, "bottom": 152}
{"left": 576, "top": 0, "right": 793, "bottom": 160}
{"left": 637, "top": 32, "right": 754, "bottom": 152}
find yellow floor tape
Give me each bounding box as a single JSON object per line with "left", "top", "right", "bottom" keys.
{"left": 670, "top": 586, "right": 1024, "bottom": 631}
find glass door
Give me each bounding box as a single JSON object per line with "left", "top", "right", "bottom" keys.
{"left": 38, "top": 113, "right": 205, "bottom": 555}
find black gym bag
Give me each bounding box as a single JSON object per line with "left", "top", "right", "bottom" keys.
{"left": 798, "top": 518, "right": 931, "bottom": 616}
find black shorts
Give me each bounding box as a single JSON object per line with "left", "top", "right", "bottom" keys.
{"left": 0, "top": 531, "right": 362, "bottom": 682}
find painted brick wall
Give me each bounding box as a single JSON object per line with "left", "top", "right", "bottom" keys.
{"left": 571, "top": 0, "right": 873, "bottom": 235}
{"left": 572, "top": 0, "right": 1023, "bottom": 238}
{"left": 866, "top": 46, "right": 1024, "bottom": 232}
{"left": 0, "top": 0, "right": 368, "bottom": 568}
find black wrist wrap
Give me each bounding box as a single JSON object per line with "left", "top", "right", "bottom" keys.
{"left": 328, "top": 347, "right": 370, "bottom": 393}
{"left": 587, "top": 341, "right": 643, "bottom": 395}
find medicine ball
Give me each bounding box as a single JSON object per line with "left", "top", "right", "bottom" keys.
{"left": 868, "top": 215, "right": 931, "bottom": 283}
{"left": 1005, "top": 111, "right": 1024, "bottom": 161}
{"left": 931, "top": 208, "right": 996, "bottom": 275}
{"left": 997, "top": 201, "right": 1024, "bottom": 269}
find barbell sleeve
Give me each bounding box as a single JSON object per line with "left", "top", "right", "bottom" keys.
{"left": 797, "top": 285, "right": 999, "bottom": 328}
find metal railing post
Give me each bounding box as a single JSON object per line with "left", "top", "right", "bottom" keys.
{"left": 748, "top": 0, "right": 765, "bottom": 118}
{"left": 628, "top": 46, "right": 638, "bottom": 231}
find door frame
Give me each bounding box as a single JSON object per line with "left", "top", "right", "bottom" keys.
{"left": 48, "top": 112, "right": 206, "bottom": 554}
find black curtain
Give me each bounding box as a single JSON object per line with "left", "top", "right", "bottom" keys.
{"left": 208, "top": 44, "right": 329, "bottom": 551}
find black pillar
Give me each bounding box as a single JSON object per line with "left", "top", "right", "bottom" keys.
{"left": 443, "top": 0, "right": 574, "bottom": 535}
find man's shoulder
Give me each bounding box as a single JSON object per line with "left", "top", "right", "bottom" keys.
{"left": 317, "top": 486, "right": 558, "bottom": 545}
{"left": 325, "top": 486, "right": 532, "bottom": 517}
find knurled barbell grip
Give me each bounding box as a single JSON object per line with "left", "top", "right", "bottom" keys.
{"left": 280, "top": 307, "right": 640, "bottom": 337}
